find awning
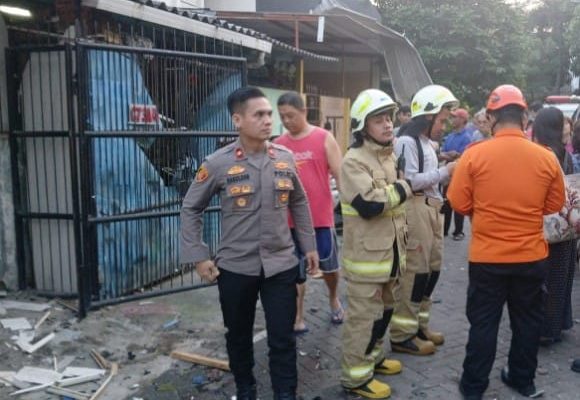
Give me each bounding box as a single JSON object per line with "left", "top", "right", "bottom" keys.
{"left": 218, "top": 2, "right": 431, "bottom": 103}
{"left": 82, "top": 0, "right": 338, "bottom": 62}
{"left": 317, "top": 0, "right": 432, "bottom": 104}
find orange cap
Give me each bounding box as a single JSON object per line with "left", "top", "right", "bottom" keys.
{"left": 486, "top": 85, "right": 527, "bottom": 111}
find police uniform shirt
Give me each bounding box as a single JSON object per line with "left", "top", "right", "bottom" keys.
{"left": 179, "top": 139, "right": 316, "bottom": 277}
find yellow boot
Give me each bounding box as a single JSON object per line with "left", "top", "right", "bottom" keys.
{"left": 375, "top": 358, "right": 402, "bottom": 375}
{"left": 418, "top": 329, "right": 445, "bottom": 346}
{"left": 348, "top": 379, "right": 391, "bottom": 399}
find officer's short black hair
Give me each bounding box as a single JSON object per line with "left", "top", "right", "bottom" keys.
{"left": 277, "top": 91, "right": 305, "bottom": 110}
{"left": 227, "top": 86, "right": 266, "bottom": 115}
{"left": 397, "top": 105, "right": 411, "bottom": 115}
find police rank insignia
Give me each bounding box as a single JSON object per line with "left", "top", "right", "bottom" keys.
{"left": 195, "top": 165, "right": 209, "bottom": 183}
{"left": 227, "top": 165, "right": 245, "bottom": 175}
{"left": 274, "top": 161, "right": 289, "bottom": 170}
{"left": 236, "top": 197, "right": 248, "bottom": 207}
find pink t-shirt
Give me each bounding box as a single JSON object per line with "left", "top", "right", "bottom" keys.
{"left": 274, "top": 127, "right": 334, "bottom": 228}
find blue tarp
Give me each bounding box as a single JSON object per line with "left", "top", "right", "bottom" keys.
{"left": 88, "top": 51, "right": 240, "bottom": 298}
{"left": 89, "top": 50, "right": 179, "bottom": 298}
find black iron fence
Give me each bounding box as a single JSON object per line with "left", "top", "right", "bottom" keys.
{"left": 6, "top": 41, "right": 245, "bottom": 316}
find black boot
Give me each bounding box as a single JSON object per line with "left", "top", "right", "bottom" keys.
{"left": 236, "top": 384, "right": 257, "bottom": 400}
{"left": 500, "top": 367, "right": 544, "bottom": 398}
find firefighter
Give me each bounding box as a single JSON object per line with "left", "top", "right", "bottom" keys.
{"left": 340, "top": 89, "right": 413, "bottom": 399}
{"left": 390, "top": 85, "right": 459, "bottom": 356}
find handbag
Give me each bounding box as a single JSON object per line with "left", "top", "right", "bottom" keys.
{"left": 543, "top": 173, "right": 580, "bottom": 243}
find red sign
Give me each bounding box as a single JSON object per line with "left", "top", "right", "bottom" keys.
{"left": 129, "top": 104, "right": 159, "bottom": 125}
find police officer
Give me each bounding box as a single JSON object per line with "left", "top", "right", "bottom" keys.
{"left": 390, "top": 85, "right": 459, "bottom": 356}
{"left": 340, "top": 89, "right": 413, "bottom": 399}
{"left": 180, "top": 87, "right": 319, "bottom": 400}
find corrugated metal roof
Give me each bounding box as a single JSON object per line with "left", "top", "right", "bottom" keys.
{"left": 130, "top": 0, "right": 338, "bottom": 62}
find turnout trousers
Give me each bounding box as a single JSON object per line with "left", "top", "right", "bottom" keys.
{"left": 391, "top": 195, "right": 443, "bottom": 342}
{"left": 341, "top": 279, "right": 396, "bottom": 388}
{"left": 460, "top": 260, "right": 549, "bottom": 396}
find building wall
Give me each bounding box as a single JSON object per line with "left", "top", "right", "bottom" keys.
{"left": 0, "top": 15, "right": 18, "bottom": 290}
{"left": 205, "top": 0, "right": 256, "bottom": 12}
{"left": 304, "top": 56, "right": 380, "bottom": 99}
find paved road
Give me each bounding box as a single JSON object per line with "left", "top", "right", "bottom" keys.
{"left": 135, "top": 227, "right": 580, "bottom": 399}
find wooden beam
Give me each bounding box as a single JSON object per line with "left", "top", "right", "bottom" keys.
{"left": 216, "top": 11, "right": 319, "bottom": 23}
{"left": 170, "top": 351, "right": 230, "bottom": 371}
{"left": 88, "top": 363, "right": 118, "bottom": 400}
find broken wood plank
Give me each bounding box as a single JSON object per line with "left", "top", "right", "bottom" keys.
{"left": 1, "top": 318, "right": 32, "bottom": 331}
{"left": 62, "top": 367, "right": 105, "bottom": 378}
{"left": 89, "top": 362, "right": 118, "bottom": 400}
{"left": 47, "top": 386, "right": 90, "bottom": 400}
{"left": 9, "top": 382, "right": 51, "bottom": 396}
{"left": 33, "top": 311, "right": 51, "bottom": 331}
{"left": 0, "top": 371, "right": 15, "bottom": 386}
{"left": 170, "top": 350, "right": 230, "bottom": 371}
{"left": 0, "top": 300, "right": 51, "bottom": 312}
{"left": 16, "top": 332, "right": 55, "bottom": 354}
{"left": 90, "top": 349, "right": 109, "bottom": 370}
{"left": 14, "top": 366, "right": 62, "bottom": 385}
{"left": 55, "top": 299, "right": 78, "bottom": 313}
{"left": 57, "top": 373, "right": 103, "bottom": 387}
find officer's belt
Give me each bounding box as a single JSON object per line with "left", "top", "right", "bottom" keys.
{"left": 341, "top": 203, "right": 405, "bottom": 218}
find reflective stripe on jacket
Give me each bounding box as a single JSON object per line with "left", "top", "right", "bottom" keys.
{"left": 340, "top": 138, "right": 412, "bottom": 282}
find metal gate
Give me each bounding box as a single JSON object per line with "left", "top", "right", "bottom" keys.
{"left": 7, "top": 41, "right": 246, "bottom": 316}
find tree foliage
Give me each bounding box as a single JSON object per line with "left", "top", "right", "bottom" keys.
{"left": 376, "top": 0, "right": 580, "bottom": 106}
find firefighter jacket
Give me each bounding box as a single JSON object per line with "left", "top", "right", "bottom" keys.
{"left": 340, "top": 138, "right": 413, "bottom": 283}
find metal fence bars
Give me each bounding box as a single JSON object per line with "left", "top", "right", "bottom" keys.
{"left": 7, "top": 41, "right": 245, "bottom": 315}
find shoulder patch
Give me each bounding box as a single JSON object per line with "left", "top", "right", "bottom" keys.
{"left": 195, "top": 165, "right": 209, "bottom": 183}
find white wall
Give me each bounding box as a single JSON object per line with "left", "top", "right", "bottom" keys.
{"left": 205, "top": 0, "right": 256, "bottom": 12}
{"left": 0, "top": 15, "right": 18, "bottom": 290}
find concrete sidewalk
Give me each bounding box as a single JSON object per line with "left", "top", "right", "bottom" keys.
{"left": 134, "top": 231, "right": 580, "bottom": 400}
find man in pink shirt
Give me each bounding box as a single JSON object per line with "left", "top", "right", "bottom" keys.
{"left": 275, "top": 91, "right": 344, "bottom": 333}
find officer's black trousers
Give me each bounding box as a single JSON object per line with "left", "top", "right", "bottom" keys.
{"left": 217, "top": 266, "right": 298, "bottom": 393}
{"left": 460, "top": 260, "right": 548, "bottom": 396}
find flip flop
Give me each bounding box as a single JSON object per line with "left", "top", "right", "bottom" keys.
{"left": 331, "top": 304, "right": 344, "bottom": 325}
{"left": 294, "top": 327, "right": 309, "bottom": 335}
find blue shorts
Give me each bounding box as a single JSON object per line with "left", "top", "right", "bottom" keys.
{"left": 291, "top": 227, "right": 340, "bottom": 273}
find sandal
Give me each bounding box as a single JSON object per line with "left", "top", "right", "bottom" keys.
{"left": 331, "top": 303, "right": 344, "bottom": 325}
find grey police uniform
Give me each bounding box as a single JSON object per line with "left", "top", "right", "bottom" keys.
{"left": 179, "top": 138, "right": 316, "bottom": 396}
{"left": 179, "top": 138, "right": 316, "bottom": 273}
